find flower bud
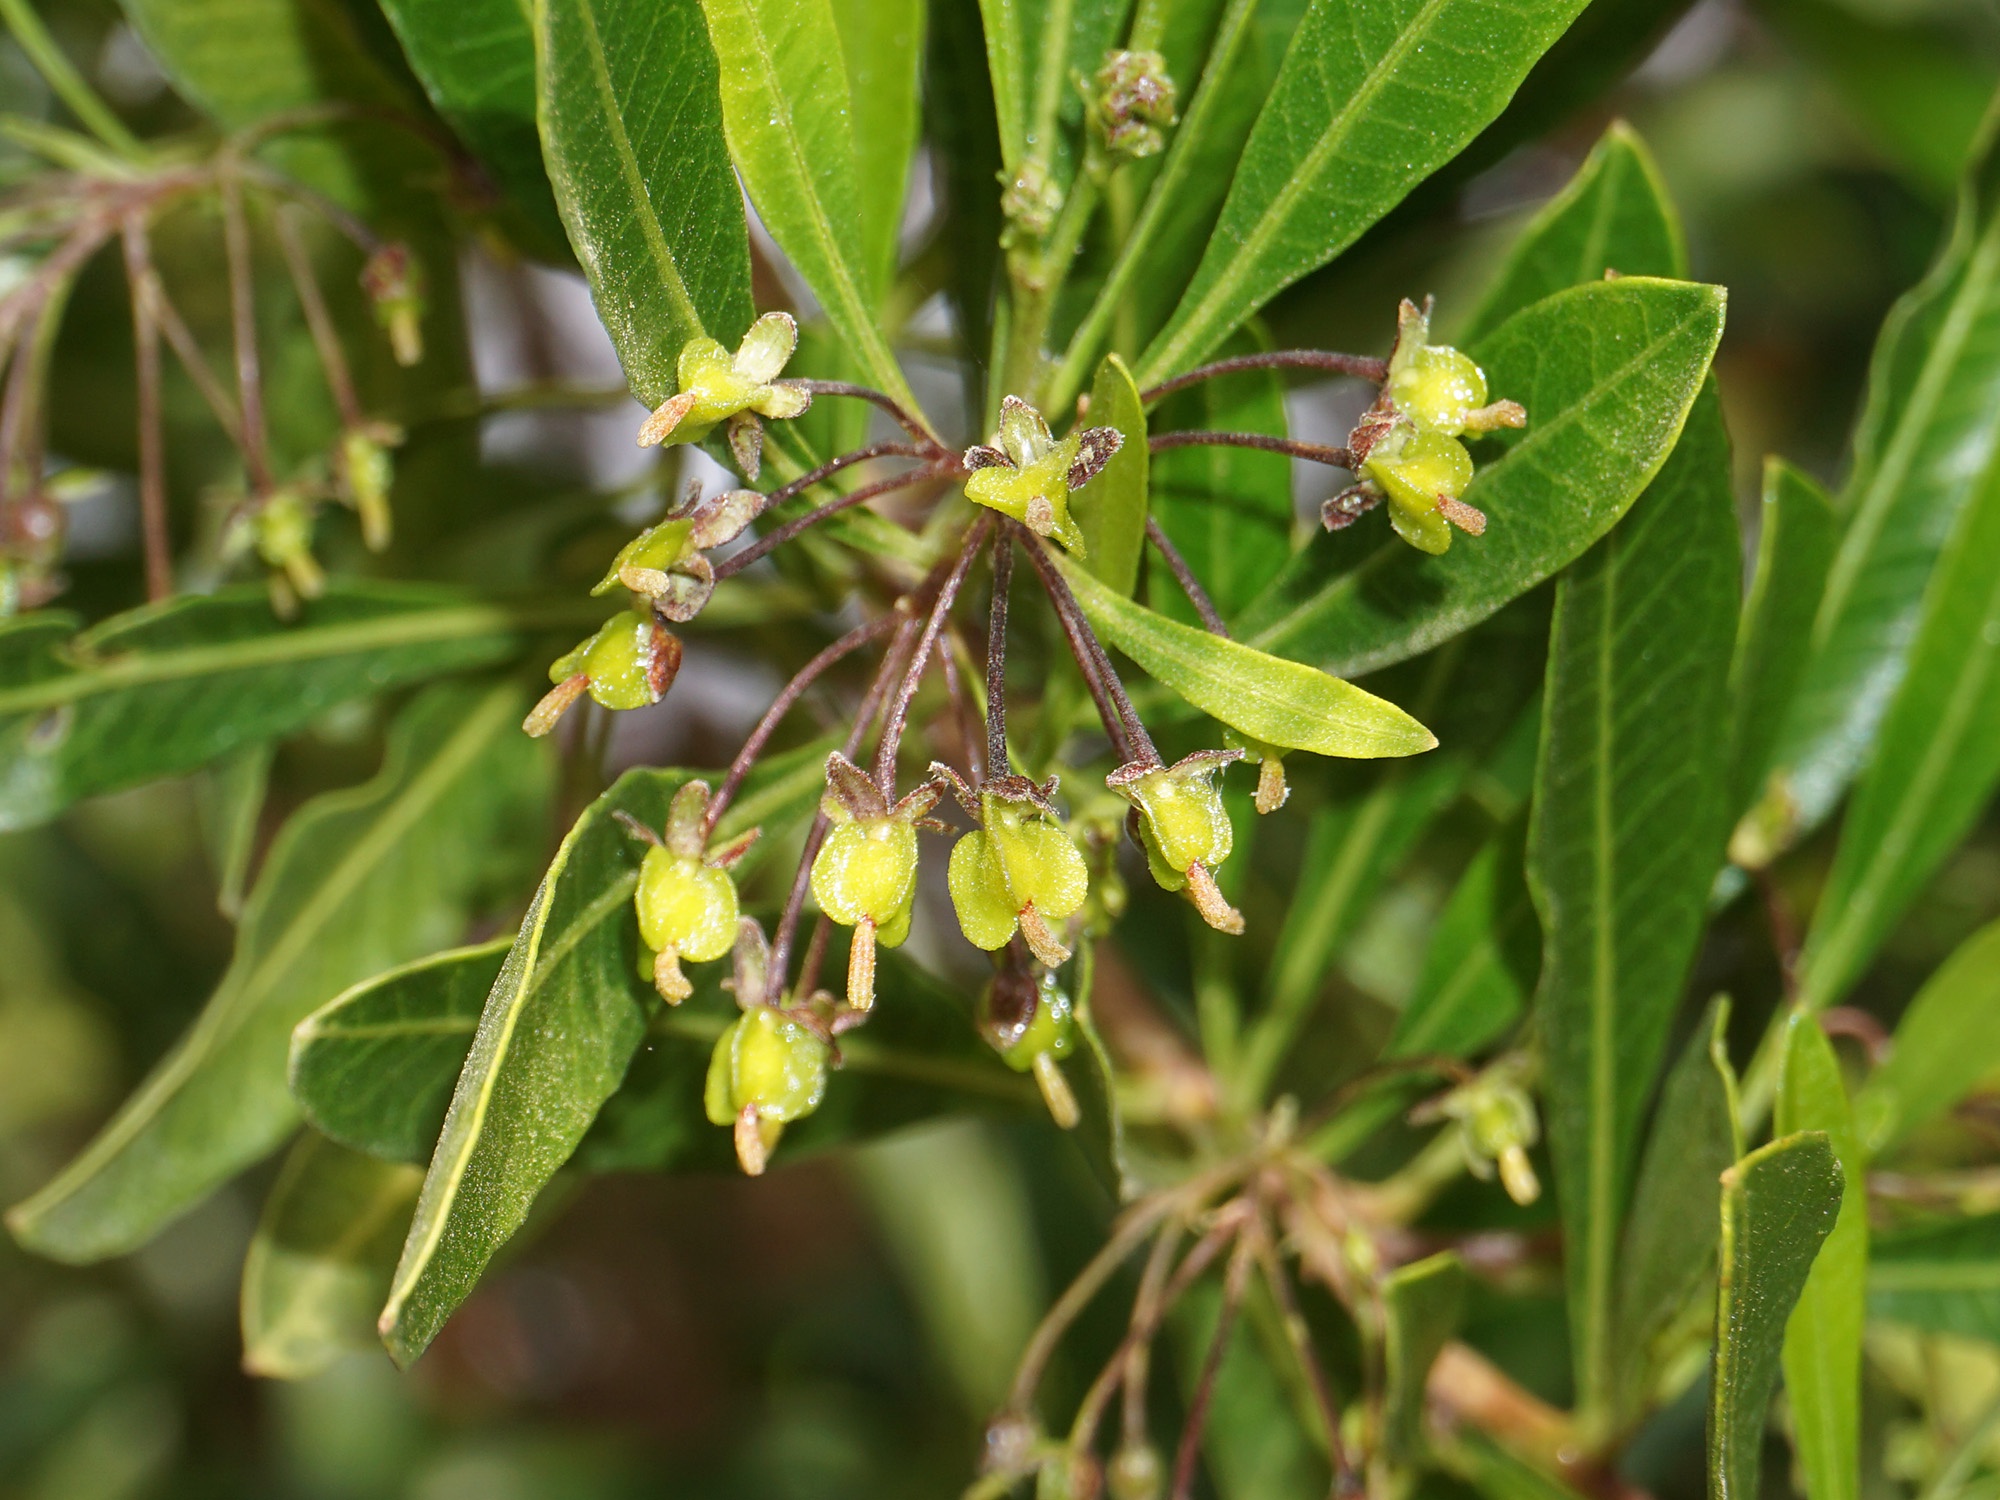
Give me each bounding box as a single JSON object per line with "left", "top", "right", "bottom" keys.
{"left": 948, "top": 790, "right": 1089, "bottom": 967}
{"left": 703, "top": 1004, "right": 829, "bottom": 1175}
{"left": 637, "top": 312, "right": 812, "bottom": 460}
{"left": 337, "top": 422, "right": 401, "bottom": 551}
{"left": 227, "top": 488, "right": 324, "bottom": 616}
{"left": 525, "top": 610, "right": 682, "bottom": 736}
{"left": 980, "top": 964, "right": 1080, "bottom": 1129}
{"left": 1090, "top": 49, "right": 1177, "bottom": 160}
{"left": 359, "top": 244, "right": 425, "bottom": 366}
{"left": 962, "top": 396, "right": 1120, "bottom": 556}
{"left": 1107, "top": 1442, "right": 1162, "bottom": 1500}
{"left": 1108, "top": 751, "right": 1242, "bottom": 932}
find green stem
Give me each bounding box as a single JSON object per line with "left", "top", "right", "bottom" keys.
{"left": 0, "top": 0, "right": 142, "bottom": 157}
{"left": 1044, "top": 0, "right": 1260, "bottom": 415}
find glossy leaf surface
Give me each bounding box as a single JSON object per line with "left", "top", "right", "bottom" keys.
{"left": 537, "top": 0, "right": 754, "bottom": 404}
{"left": 1798, "top": 450, "right": 2000, "bottom": 1009}
{"left": 1776, "top": 1014, "right": 1867, "bottom": 1500}
{"left": 6, "top": 682, "right": 549, "bottom": 1262}
{"left": 1851, "top": 918, "right": 2000, "bottom": 1155}
{"left": 1237, "top": 278, "right": 1727, "bottom": 678}
{"left": 1461, "top": 121, "right": 1685, "bottom": 344}
{"left": 379, "top": 744, "right": 825, "bottom": 1365}
{"left": 290, "top": 938, "right": 513, "bottom": 1164}
{"left": 1078, "top": 355, "right": 1150, "bottom": 599}
{"left": 1531, "top": 383, "right": 1738, "bottom": 1415}
{"left": 1767, "top": 115, "right": 2000, "bottom": 840}
{"left": 830, "top": 0, "right": 923, "bottom": 297}
{"left": 1136, "top": 0, "right": 1594, "bottom": 382}
{"left": 240, "top": 1134, "right": 421, "bottom": 1380}
{"left": 1613, "top": 999, "right": 1739, "bottom": 1418}
{"left": 699, "top": 0, "right": 916, "bottom": 406}
{"left": 1729, "top": 461, "right": 1838, "bottom": 825}
{"left": 0, "top": 585, "right": 540, "bottom": 831}
{"left": 1710, "top": 1131, "right": 1844, "bottom": 1500}
{"left": 1061, "top": 558, "right": 1437, "bottom": 758}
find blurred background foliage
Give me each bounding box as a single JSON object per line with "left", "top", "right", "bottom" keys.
{"left": 4, "top": 0, "right": 2000, "bottom": 1494}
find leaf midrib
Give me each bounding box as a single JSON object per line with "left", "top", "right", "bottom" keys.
{"left": 1140, "top": 0, "right": 1460, "bottom": 383}
{"left": 14, "top": 686, "right": 517, "bottom": 1214}
{"left": 0, "top": 603, "right": 549, "bottom": 714}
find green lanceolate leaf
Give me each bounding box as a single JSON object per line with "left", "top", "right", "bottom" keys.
{"left": 1711, "top": 1131, "right": 1845, "bottom": 1500}
{"left": 1614, "top": 1000, "right": 1741, "bottom": 1420}
{"left": 830, "top": 0, "right": 923, "bottom": 298}
{"left": 1134, "top": 0, "right": 1595, "bottom": 383}
{"left": 1388, "top": 817, "right": 1537, "bottom": 1061}
{"left": 1382, "top": 1251, "right": 1468, "bottom": 1463}
{"left": 1149, "top": 340, "right": 1291, "bottom": 624}
{"left": 1462, "top": 120, "right": 1686, "bottom": 344}
{"left": 537, "top": 0, "right": 754, "bottom": 405}
{"left": 240, "top": 1133, "right": 422, "bottom": 1380}
{"left": 0, "top": 584, "right": 548, "bottom": 831}
{"left": 5, "top": 681, "right": 550, "bottom": 1262}
{"left": 1729, "top": 461, "right": 1838, "bottom": 830}
{"left": 1869, "top": 1212, "right": 2000, "bottom": 1343}
{"left": 1059, "top": 557, "right": 1436, "bottom": 758}
{"left": 290, "top": 938, "right": 513, "bottom": 1163}
{"left": 378, "top": 742, "right": 826, "bottom": 1365}
{"left": 377, "top": 0, "right": 567, "bottom": 252}
{"left": 1079, "top": 355, "right": 1150, "bottom": 598}
{"left": 1851, "top": 918, "right": 2000, "bottom": 1155}
{"left": 698, "top": 0, "right": 917, "bottom": 407}
{"left": 1797, "top": 449, "right": 2000, "bottom": 1009}
{"left": 1776, "top": 1013, "right": 1867, "bottom": 1500}
{"left": 1766, "top": 105, "right": 2000, "bottom": 843}
{"left": 1530, "top": 383, "right": 1739, "bottom": 1419}
{"left": 1237, "top": 278, "right": 1727, "bottom": 679}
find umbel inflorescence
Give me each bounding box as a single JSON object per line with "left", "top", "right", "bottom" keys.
{"left": 521, "top": 303, "right": 1526, "bottom": 1178}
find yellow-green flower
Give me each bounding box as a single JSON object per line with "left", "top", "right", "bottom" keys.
{"left": 1107, "top": 749, "right": 1243, "bottom": 932}
{"left": 637, "top": 312, "right": 812, "bottom": 476}
{"left": 962, "top": 396, "right": 1122, "bottom": 555}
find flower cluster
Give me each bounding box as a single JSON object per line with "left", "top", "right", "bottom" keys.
{"left": 519, "top": 303, "right": 1523, "bottom": 1175}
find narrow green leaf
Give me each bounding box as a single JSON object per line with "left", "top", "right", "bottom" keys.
{"left": 1237, "top": 278, "right": 1727, "bottom": 678}
{"left": 830, "top": 0, "right": 923, "bottom": 298}
{"left": 1530, "top": 383, "right": 1739, "bottom": 1418}
{"left": 1798, "top": 446, "right": 2000, "bottom": 1008}
{"left": 1711, "top": 1132, "right": 1845, "bottom": 1500}
{"left": 537, "top": 0, "right": 754, "bottom": 404}
{"left": 1147, "top": 341, "right": 1291, "bottom": 622}
{"left": 1079, "top": 354, "right": 1151, "bottom": 598}
{"left": 1851, "top": 917, "right": 2000, "bottom": 1155}
{"left": 290, "top": 938, "right": 513, "bottom": 1164}
{"left": 199, "top": 740, "right": 274, "bottom": 921}
{"left": 1059, "top": 557, "right": 1436, "bottom": 758}
{"left": 1729, "top": 460, "right": 1838, "bottom": 824}
{"left": 1613, "top": 1000, "right": 1741, "bottom": 1420}
{"left": 6, "top": 681, "right": 551, "bottom": 1262}
{"left": 1134, "top": 0, "right": 1594, "bottom": 383}
{"left": 378, "top": 741, "right": 829, "bottom": 1365}
{"left": 0, "top": 584, "right": 549, "bottom": 830}
{"left": 698, "top": 0, "right": 917, "bottom": 407}
{"left": 977, "top": 0, "right": 1130, "bottom": 175}
{"left": 1768, "top": 106, "right": 2000, "bottom": 842}
{"left": 1869, "top": 1212, "right": 2000, "bottom": 1343}
{"left": 240, "top": 1133, "right": 421, "bottom": 1380}
{"left": 1776, "top": 1014, "right": 1866, "bottom": 1500}
{"left": 377, "top": 0, "right": 568, "bottom": 252}
{"left": 1462, "top": 120, "right": 1686, "bottom": 345}
{"left": 1383, "top": 1251, "right": 1468, "bottom": 1462}
{"left": 1388, "top": 817, "right": 1537, "bottom": 1061}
